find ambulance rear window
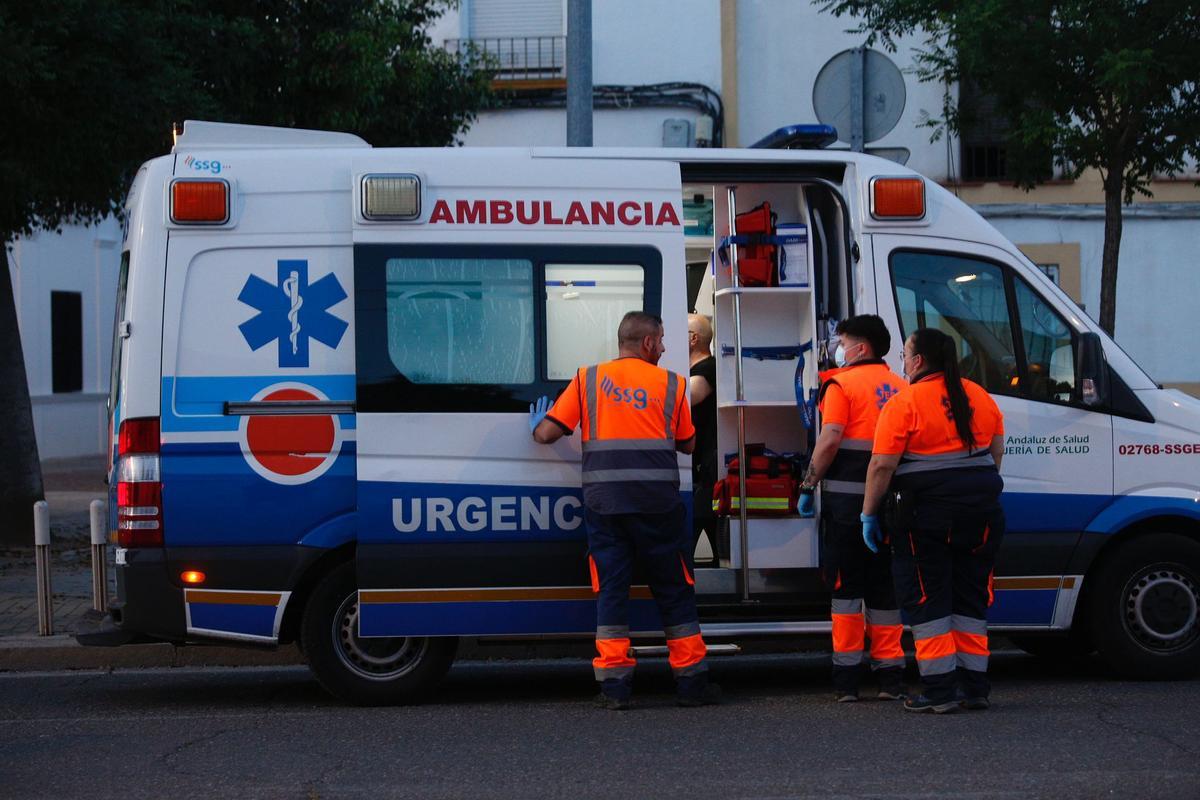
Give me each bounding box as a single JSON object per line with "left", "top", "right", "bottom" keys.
{"left": 107, "top": 251, "right": 130, "bottom": 425}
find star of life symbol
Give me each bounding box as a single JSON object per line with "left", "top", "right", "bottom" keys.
{"left": 875, "top": 382, "right": 900, "bottom": 410}
{"left": 238, "top": 260, "right": 348, "bottom": 368}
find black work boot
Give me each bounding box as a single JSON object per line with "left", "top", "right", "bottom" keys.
{"left": 876, "top": 667, "right": 907, "bottom": 701}
{"left": 595, "top": 677, "right": 633, "bottom": 710}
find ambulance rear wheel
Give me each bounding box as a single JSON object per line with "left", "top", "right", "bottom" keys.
{"left": 302, "top": 561, "right": 457, "bottom": 705}
{"left": 1089, "top": 533, "right": 1200, "bottom": 680}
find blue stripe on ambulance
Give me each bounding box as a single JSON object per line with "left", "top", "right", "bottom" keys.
{"left": 161, "top": 442, "right": 356, "bottom": 547}
{"left": 358, "top": 593, "right": 665, "bottom": 637}
{"left": 159, "top": 374, "right": 356, "bottom": 549}
{"left": 161, "top": 375, "right": 356, "bottom": 432}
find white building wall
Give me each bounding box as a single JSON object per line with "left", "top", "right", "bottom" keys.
{"left": 447, "top": 0, "right": 723, "bottom": 149}
{"left": 735, "top": 1, "right": 952, "bottom": 176}
{"left": 7, "top": 217, "right": 121, "bottom": 458}
{"left": 446, "top": 0, "right": 951, "bottom": 177}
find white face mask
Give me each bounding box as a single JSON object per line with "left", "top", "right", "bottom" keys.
{"left": 834, "top": 341, "right": 862, "bottom": 368}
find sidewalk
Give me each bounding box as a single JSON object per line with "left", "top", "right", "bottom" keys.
{"left": 0, "top": 456, "right": 303, "bottom": 671}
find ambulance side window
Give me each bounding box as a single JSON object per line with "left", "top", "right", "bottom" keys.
{"left": 890, "top": 249, "right": 1082, "bottom": 407}
{"left": 545, "top": 264, "right": 645, "bottom": 380}
{"left": 891, "top": 252, "right": 1020, "bottom": 396}
{"left": 384, "top": 258, "right": 535, "bottom": 384}
{"left": 1014, "top": 276, "right": 1076, "bottom": 402}
{"left": 354, "top": 244, "right": 662, "bottom": 413}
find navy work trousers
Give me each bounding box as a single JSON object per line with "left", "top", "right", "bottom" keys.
{"left": 585, "top": 502, "right": 708, "bottom": 699}
{"left": 891, "top": 507, "right": 1005, "bottom": 703}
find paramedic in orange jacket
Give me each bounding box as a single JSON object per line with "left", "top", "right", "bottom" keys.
{"left": 530, "top": 311, "right": 718, "bottom": 710}
{"left": 863, "top": 328, "right": 1006, "bottom": 714}
{"left": 799, "top": 315, "right": 907, "bottom": 702}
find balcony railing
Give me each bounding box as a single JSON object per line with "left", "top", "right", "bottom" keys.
{"left": 446, "top": 36, "right": 565, "bottom": 81}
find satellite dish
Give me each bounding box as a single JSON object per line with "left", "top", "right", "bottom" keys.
{"left": 813, "top": 48, "right": 906, "bottom": 145}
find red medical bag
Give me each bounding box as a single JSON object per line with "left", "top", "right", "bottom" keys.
{"left": 731, "top": 202, "right": 777, "bottom": 287}
{"left": 711, "top": 444, "right": 801, "bottom": 516}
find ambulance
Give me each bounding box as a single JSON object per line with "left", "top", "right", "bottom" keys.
{"left": 80, "top": 120, "right": 1200, "bottom": 703}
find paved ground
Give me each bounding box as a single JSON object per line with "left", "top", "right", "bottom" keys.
{"left": 0, "top": 457, "right": 310, "bottom": 670}
{"left": 0, "top": 456, "right": 113, "bottom": 639}
{"left": 1, "top": 653, "right": 1198, "bottom": 799}
{"left": 4, "top": 459, "right": 1197, "bottom": 798}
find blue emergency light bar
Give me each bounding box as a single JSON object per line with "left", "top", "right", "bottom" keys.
{"left": 750, "top": 124, "right": 838, "bottom": 150}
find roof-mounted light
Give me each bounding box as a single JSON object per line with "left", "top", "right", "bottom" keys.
{"left": 750, "top": 124, "right": 839, "bottom": 150}
{"left": 170, "top": 178, "right": 230, "bottom": 224}
{"left": 870, "top": 176, "right": 925, "bottom": 220}
{"left": 362, "top": 174, "right": 421, "bottom": 220}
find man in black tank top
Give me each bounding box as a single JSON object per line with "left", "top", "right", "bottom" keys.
{"left": 688, "top": 313, "right": 718, "bottom": 560}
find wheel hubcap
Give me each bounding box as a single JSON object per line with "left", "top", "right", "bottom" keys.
{"left": 1124, "top": 566, "right": 1200, "bottom": 652}
{"left": 332, "top": 593, "right": 428, "bottom": 681}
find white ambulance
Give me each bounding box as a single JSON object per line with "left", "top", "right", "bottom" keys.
{"left": 81, "top": 120, "right": 1200, "bottom": 704}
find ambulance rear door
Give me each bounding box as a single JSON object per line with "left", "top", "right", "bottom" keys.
{"left": 350, "top": 151, "right": 687, "bottom": 638}
{"left": 871, "top": 233, "right": 1114, "bottom": 627}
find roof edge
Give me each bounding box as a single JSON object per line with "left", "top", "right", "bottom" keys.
{"left": 172, "top": 120, "right": 370, "bottom": 152}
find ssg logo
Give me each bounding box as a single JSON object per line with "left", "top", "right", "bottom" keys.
{"left": 183, "top": 155, "right": 225, "bottom": 174}
{"left": 238, "top": 260, "right": 348, "bottom": 368}
{"left": 600, "top": 375, "right": 649, "bottom": 409}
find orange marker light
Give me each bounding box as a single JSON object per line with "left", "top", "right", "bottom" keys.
{"left": 171, "top": 180, "right": 229, "bottom": 224}
{"left": 181, "top": 570, "right": 206, "bottom": 585}
{"left": 871, "top": 177, "right": 925, "bottom": 219}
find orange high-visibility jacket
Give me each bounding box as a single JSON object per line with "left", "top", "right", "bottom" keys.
{"left": 873, "top": 372, "right": 1004, "bottom": 477}
{"left": 818, "top": 360, "right": 905, "bottom": 508}
{"left": 548, "top": 356, "right": 695, "bottom": 514}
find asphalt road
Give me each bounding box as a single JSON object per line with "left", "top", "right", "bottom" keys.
{"left": 2, "top": 651, "right": 1198, "bottom": 799}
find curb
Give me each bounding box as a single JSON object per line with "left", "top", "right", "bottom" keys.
{"left": 0, "top": 636, "right": 834, "bottom": 673}
{"left": 0, "top": 637, "right": 599, "bottom": 673}
{"left": 0, "top": 636, "right": 305, "bottom": 672}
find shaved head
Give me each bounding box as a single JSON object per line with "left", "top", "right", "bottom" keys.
{"left": 688, "top": 313, "right": 712, "bottom": 348}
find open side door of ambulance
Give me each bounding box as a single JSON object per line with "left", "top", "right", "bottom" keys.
{"left": 349, "top": 150, "right": 691, "bottom": 639}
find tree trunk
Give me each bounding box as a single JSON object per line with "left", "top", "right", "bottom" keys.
{"left": 1098, "top": 172, "right": 1125, "bottom": 337}
{"left": 0, "top": 246, "right": 45, "bottom": 547}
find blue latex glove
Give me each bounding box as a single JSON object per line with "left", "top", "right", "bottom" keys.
{"left": 861, "top": 513, "right": 883, "bottom": 553}
{"left": 798, "top": 490, "right": 815, "bottom": 518}
{"left": 529, "top": 396, "right": 551, "bottom": 434}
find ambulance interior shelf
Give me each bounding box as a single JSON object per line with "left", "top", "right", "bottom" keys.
{"left": 683, "top": 180, "right": 822, "bottom": 572}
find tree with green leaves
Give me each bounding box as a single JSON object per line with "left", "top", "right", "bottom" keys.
{"left": 819, "top": 0, "right": 1200, "bottom": 337}
{"left": 0, "top": 0, "right": 490, "bottom": 545}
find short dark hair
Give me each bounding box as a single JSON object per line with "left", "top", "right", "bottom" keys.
{"left": 836, "top": 314, "right": 891, "bottom": 358}
{"left": 618, "top": 311, "right": 663, "bottom": 346}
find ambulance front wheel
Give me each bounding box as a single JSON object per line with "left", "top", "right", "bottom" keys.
{"left": 1088, "top": 533, "right": 1200, "bottom": 680}
{"left": 301, "top": 561, "right": 458, "bottom": 705}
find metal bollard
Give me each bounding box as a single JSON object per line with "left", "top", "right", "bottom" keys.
{"left": 89, "top": 500, "right": 108, "bottom": 613}
{"left": 34, "top": 500, "right": 53, "bottom": 636}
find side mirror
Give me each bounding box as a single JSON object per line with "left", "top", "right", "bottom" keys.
{"left": 1075, "top": 332, "right": 1109, "bottom": 407}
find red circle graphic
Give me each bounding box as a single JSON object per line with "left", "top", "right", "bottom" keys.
{"left": 245, "top": 388, "right": 336, "bottom": 476}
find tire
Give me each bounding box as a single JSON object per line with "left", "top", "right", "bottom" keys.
{"left": 1088, "top": 533, "right": 1200, "bottom": 680}
{"left": 301, "top": 561, "right": 457, "bottom": 705}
